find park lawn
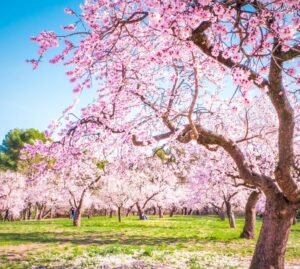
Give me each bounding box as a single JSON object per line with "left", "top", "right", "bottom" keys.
{"left": 0, "top": 216, "right": 299, "bottom": 268}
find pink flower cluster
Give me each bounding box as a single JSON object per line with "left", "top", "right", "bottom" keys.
{"left": 31, "top": 31, "right": 58, "bottom": 56}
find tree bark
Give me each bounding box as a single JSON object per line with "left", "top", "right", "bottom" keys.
{"left": 4, "top": 210, "right": 9, "bottom": 221}
{"left": 38, "top": 204, "right": 45, "bottom": 220}
{"left": 21, "top": 209, "right": 26, "bottom": 220}
{"left": 158, "top": 206, "right": 164, "bottom": 218}
{"left": 169, "top": 207, "right": 176, "bottom": 217}
{"left": 109, "top": 209, "right": 113, "bottom": 218}
{"left": 212, "top": 203, "right": 225, "bottom": 221}
{"left": 73, "top": 190, "right": 86, "bottom": 227}
{"left": 73, "top": 209, "right": 81, "bottom": 227}
{"left": 28, "top": 205, "right": 32, "bottom": 220}
{"left": 241, "top": 191, "right": 261, "bottom": 239}
{"left": 225, "top": 201, "right": 236, "bottom": 229}
{"left": 218, "top": 210, "right": 225, "bottom": 221}
{"left": 183, "top": 207, "right": 187, "bottom": 215}
{"left": 188, "top": 208, "right": 193, "bottom": 215}
{"left": 136, "top": 202, "right": 143, "bottom": 220}
{"left": 250, "top": 198, "right": 296, "bottom": 269}
{"left": 42, "top": 208, "right": 52, "bottom": 219}
{"left": 126, "top": 204, "right": 134, "bottom": 217}
{"left": 152, "top": 206, "right": 156, "bottom": 215}
{"left": 117, "top": 207, "right": 122, "bottom": 223}
{"left": 35, "top": 204, "right": 39, "bottom": 220}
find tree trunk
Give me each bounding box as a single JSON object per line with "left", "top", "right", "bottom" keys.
{"left": 42, "top": 208, "right": 52, "bottom": 219}
{"left": 28, "top": 205, "right": 32, "bottom": 220}
{"left": 4, "top": 210, "right": 9, "bottom": 221}
{"left": 250, "top": 198, "right": 296, "bottom": 269}
{"left": 21, "top": 209, "right": 26, "bottom": 220}
{"left": 219, "top": 210, "right": 225, "bottom": 221}
{"left": 35, "top": 205, "right": 39, "bottom": 220}
{"left": 136, "top": 202, "right": 143, "bottom": 220}
{"left": 212, "top": 204, "right": 225, "bottom": 220}
{"left": 117, "top": 207, "right": 122, "bottom": 223}
{"left": 152, "top": 206, "right": 156, "bottom": 215}
{"left": 109, "top": 209, "right": 113, "bottom": 218}
{"left": 73, "top": 209, "right": 81, "bottom": 227}
{"left": 158, "top": 206, "right": 163, "bottom": 218}
{"left": 184, "top": 207, "right": 187, "bottom": 215}
{"left": 126, "top": 204, "right": 134, "bottom": 217}
{"left": 225, "top": 201, "right": 236, "bottom": 229}
{"left": 37, "top": 205, "right": 44, "bottom": 220}
{"left": 126, "top": 208, "right": 131, "bottom": 217}
{"left": 73, "top": 190, "right": 86, "bottom": 227}
{"left": 169, "top": 207, "right": 176, "bottom": 217}
{"left": 293, "top": 216, "right": 297, "bottom": 225}
{"left": 188, "top": 208, "right": 193, "bottom": 215}
{"left": 241, "top": 191, "right": 261, "bottom": 239}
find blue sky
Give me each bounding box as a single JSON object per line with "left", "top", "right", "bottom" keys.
{"left": 0, "top": 0, "right": 95, "bottom": 141}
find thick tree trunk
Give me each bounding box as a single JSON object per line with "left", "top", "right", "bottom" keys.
{"left": 136, "top": 202, "right": 143, "bottom": 220}
{"left": 241, "top": 191, "right": 261, "bottom": 239}
{"left": 188, "top": 208, "right": 193, "bottom": 215}
{"left": 250, "top": 198, "right": 296, "bottom": 269}
{"left": 158, "top": 206, "right": 163, "bottom": 218}
{"left": 169, "top": 207, "right": 176, "bottom": 217}
{"left": 117, "top": 207, "right": 122, "bottom": 223}
{"left": 225, "top": 201, "right": 236, "bottom": 229}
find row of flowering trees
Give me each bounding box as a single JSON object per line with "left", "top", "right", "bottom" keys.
{"left": 1, "top": 136, "right": 256, "bottom": 229}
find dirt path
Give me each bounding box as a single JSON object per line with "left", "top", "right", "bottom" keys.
{"left": 0, "top": 243, "right": 47, "bottom": 262}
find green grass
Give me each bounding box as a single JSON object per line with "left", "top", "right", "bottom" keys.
{"left": 0, "top": 215, "right": 299, "bottom": 268}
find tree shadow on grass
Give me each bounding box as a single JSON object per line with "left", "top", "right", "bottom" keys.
{"left": 0, "top": 230, "right": 241, "bottom": 248}
{"left": 0, "top": 232, "right": 186, "bottom": 246}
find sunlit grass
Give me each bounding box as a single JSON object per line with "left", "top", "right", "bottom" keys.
{"left": 0, "top": 215, "right": 299, "bottom": 268}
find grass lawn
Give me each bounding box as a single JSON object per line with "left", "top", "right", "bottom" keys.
{"left": 0, "top": 215, "right": 299, "bottom": 268}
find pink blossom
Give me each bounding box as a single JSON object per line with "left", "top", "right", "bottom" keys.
{"left": 63, "top": 24, "right": 76, "bottom": 31}
{"left": 64, "top": 8, "right": 75, "bottom": 15}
